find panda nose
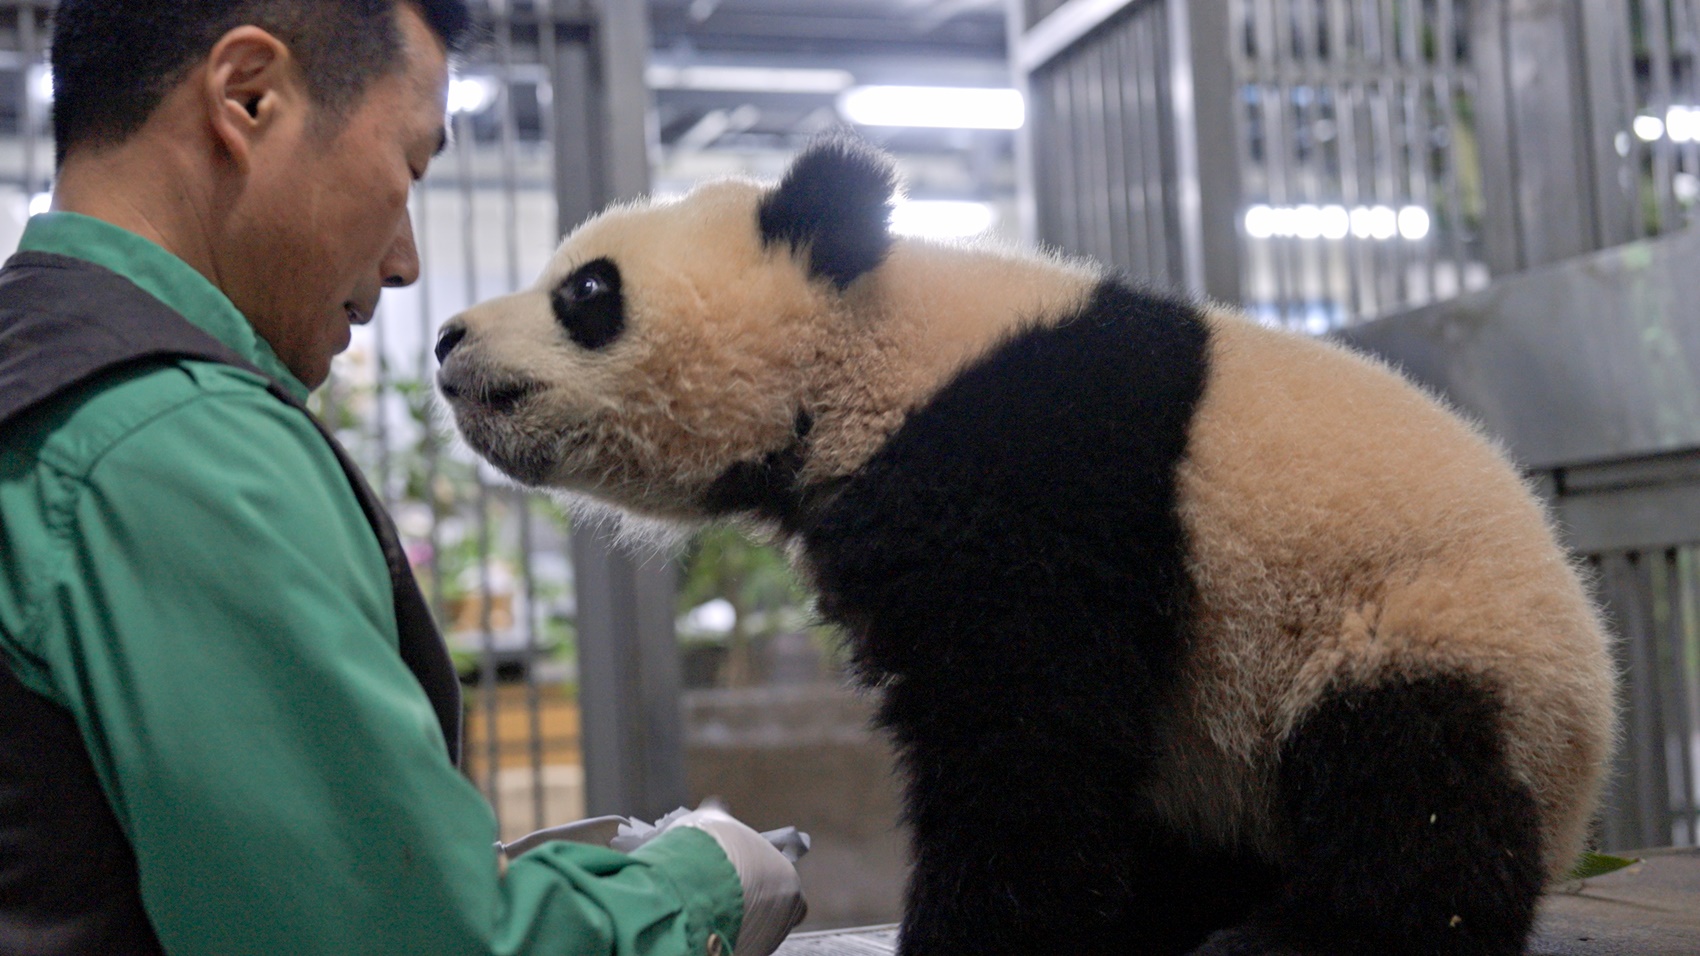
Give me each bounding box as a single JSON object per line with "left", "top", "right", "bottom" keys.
{"left": 435, "top": 320, "right": 468, "bottom": 365}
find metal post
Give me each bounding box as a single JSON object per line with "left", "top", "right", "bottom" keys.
{"left": 1577, "top": 0, "right": 1639, "bottom": 248}
{"left": 1598, "top": 552, "right": 1672, "bottom": 850}
{"left": 1005, "top": 0, "right": 1041, "bottom": 248}
{"left": 1470, "top": 0, "right": 1522, "bottom": 277}
{"left": 1472, "top": 0, "right": 1603, "bottom": 273}
{"left": 546, "top": 0, "right": 686, "bottom": 821}
{"left": 595, "top": 0, "right": 656, "bottom": 203}
{"left": 571, "top": 531, "right": 687, "bottom": 820}
{"left": 1166, "top": 0, "right": 1241, "bottom": 303}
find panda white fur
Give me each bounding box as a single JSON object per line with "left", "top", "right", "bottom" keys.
{"left": 435, "top": 138, "right": 1617, "bottom": 956}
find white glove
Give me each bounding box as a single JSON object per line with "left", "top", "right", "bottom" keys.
{"left": 660, "top": 806, "right": 809, "bottom": 956}
{"left": 499, "top": 806, "right": 809, "bottom": 956}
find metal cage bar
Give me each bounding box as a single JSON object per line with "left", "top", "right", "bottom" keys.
{"left": 1590, "top": 543, "right": 1700, "bottom": 851}
{"left": 1018, "top": 0, "right": 1200, "bottom": 292}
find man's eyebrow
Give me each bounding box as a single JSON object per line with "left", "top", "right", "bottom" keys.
{"left": 433, "top": 127, "right": 449, "bottom": 157}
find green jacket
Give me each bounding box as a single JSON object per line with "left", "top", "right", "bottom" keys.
{"left": 0, "top": 213, "right": 742, "bottom": 955}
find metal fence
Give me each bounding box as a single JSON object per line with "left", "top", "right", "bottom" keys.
{"left": 1013, "top": 0, "right": 1700, "bottom": 327}
{"left": 1582, "top": 0, "right": 1700, "bottom": 245}
{"left": 0, "top": 2, "right": 50, "bottom": 227}
{"left": 1014, "top": 0, "right": 1489, "bottom": 328}
{"left": 1592, "top": 543, "right": 1700, "bottom": 850}
{"left": 1025, "top": 1, "right": 1184, "bottom": 291}
{"left": 1231, "top": 0, "right": 1488, "bottom": 329}
{"left": 1547, "top": 439, "right": 1700, "bottom": 852}
{"left": 326, "top": 2, "right": 594, "bottom": 843}
{"left": 331, "top": 4, "right": 589, "bottom": 840}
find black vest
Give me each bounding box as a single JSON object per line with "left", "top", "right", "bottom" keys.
{"left": 0, "top": 251, "right": 462, "bottom": 955}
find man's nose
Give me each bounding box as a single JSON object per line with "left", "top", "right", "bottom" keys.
{"left": 381, "top": 209, "right": 422, "bottom": 288}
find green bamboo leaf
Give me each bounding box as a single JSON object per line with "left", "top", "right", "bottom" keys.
{"left": 1566, "top": 851, "right": 1640, "bottom": 881}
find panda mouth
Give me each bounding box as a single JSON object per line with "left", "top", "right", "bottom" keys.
{"left": 438, "top": 373, "right": 542, "bottom": 413}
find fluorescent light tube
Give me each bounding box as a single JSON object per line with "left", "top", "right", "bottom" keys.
{"left": 839, "top": 86, "right": 1025, "bottom": 130}
{"left": 647, "top": 65, "right": 855, "bottom": 94}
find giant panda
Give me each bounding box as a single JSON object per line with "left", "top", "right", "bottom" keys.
{"left": 434, "top": 137, "right": 1617, "bottom": 956}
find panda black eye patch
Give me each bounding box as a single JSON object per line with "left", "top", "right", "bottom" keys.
{"left": 552, "top": 258, "right": 625, "bottom": 350}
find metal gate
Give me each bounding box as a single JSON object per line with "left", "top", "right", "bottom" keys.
{"left": 1014, "top": 0, "right": 1700, "bottom": 325}
{"left": 1591, "top": 542, "right": 1700, "bottom": 850}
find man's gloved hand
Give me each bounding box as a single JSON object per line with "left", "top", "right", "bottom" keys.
{"left": 663, "top": 806, "right": 808, "bottom": 956}
{"left": 498, "top": 805, "right": 808, "bottom": 956}
{"left": 498, "top": 814, "right": 629, "bottom": 858}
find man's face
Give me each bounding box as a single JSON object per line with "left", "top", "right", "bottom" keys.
{"left": 234, "top": 4, "right": 449, "bottom": 388}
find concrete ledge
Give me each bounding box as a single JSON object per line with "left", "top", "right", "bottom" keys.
{"left": 1532, "top": 847, "right": 1700, "bottom": 955}
{"left": 776, "top": 848, "right": 1700, "bottom": 954}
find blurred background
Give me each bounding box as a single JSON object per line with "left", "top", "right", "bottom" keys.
{"left": 1, "top": 0, "right": 1698, "bottom": 931}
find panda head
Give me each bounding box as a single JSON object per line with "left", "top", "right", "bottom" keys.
{"left": 435, "top": 136, "right": 900, "bottom": 523}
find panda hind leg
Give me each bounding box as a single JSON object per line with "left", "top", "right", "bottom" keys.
{"left": 1191, "top": 675, "right": 1547, "bottom": 956}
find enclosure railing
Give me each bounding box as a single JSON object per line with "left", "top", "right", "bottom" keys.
{"left": 1590, "top": 540, "right": 1700, "bottom": 850}
{"left": 1230, "top": 0, "right": 1487, "bottom": 328}
{"left": 1012, "top": 0, "right": 1700, "bottom": 328}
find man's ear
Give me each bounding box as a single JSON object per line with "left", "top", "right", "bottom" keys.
{"left": 202, "top": 26, "right": 297, "bottom": 172}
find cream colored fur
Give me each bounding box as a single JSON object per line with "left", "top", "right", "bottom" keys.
{"left": 1153, "top": 313, "right": 1616, "bottom": 882}
{"left": 442, "top": 173, "right": 1616, "bottom": 886}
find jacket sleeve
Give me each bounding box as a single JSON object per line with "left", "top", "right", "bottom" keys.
{"left": 32, "top": 382, "right": 743, "bottom": 956}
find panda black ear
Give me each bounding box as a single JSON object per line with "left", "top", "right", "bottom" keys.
{"left": 759, "top": 135, "right": 898, "bottom": 290}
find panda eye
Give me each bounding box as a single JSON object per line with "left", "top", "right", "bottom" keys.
{"left": 569, "top": 274, "right": 607, "bottom": 302}
{"left": 552, "top": 258, "right": 625, "bottom": 351}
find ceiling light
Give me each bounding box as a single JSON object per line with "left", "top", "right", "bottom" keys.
{"left": 891, "top": 200, "right": 997, "bottom": 239}
{"left": 646, "top": 65, "right": 855, "bottom": 95}
{"left": 838, "top": 86, "right": 1024, "bottom": 130}
{"left": 1634, "top": 114, "right": 1666, "bottom": 142}
{"left": 1319, "top": 205, "right": 1350, "bottom": 240}
{"left": 28, "top": 65, "right": 51, "bottom": 107}
{"left": 680, "top": 598, "right": 736, "bottom": 636}
{"left": 1666, "top": 106, "right": 1698, "bottom": 143}
{"left": 1247, "top": 204, "right": 1427, "bottom": 242}
{"left": 1293, "top": 205, "right": 1323, "bottom": 240}
{"left": 447, "top": 75, "right": 498, "bottom": 115}
{"left": 1244, "top": 204, "right": 1276, "bottom": 239}
{"left": 1368, "top": 205, "right": 1399, "bottom": 240}
{"left": 1397, "top": 206, "right": 1431, "bottom": 241}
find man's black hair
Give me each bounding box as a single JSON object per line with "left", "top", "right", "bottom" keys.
{"left": 49, "top": 0, "right": 474, "bottom": 166}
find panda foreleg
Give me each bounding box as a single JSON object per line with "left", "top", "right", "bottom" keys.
{"left": 886, "top": 701, "right": 1278, "bottom": 956}
{"left": 1191, "top": 675, "right": 1546, "bottom": 956}
{"left": 897, "top": 789, "right": 1275, "bottom": 956}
